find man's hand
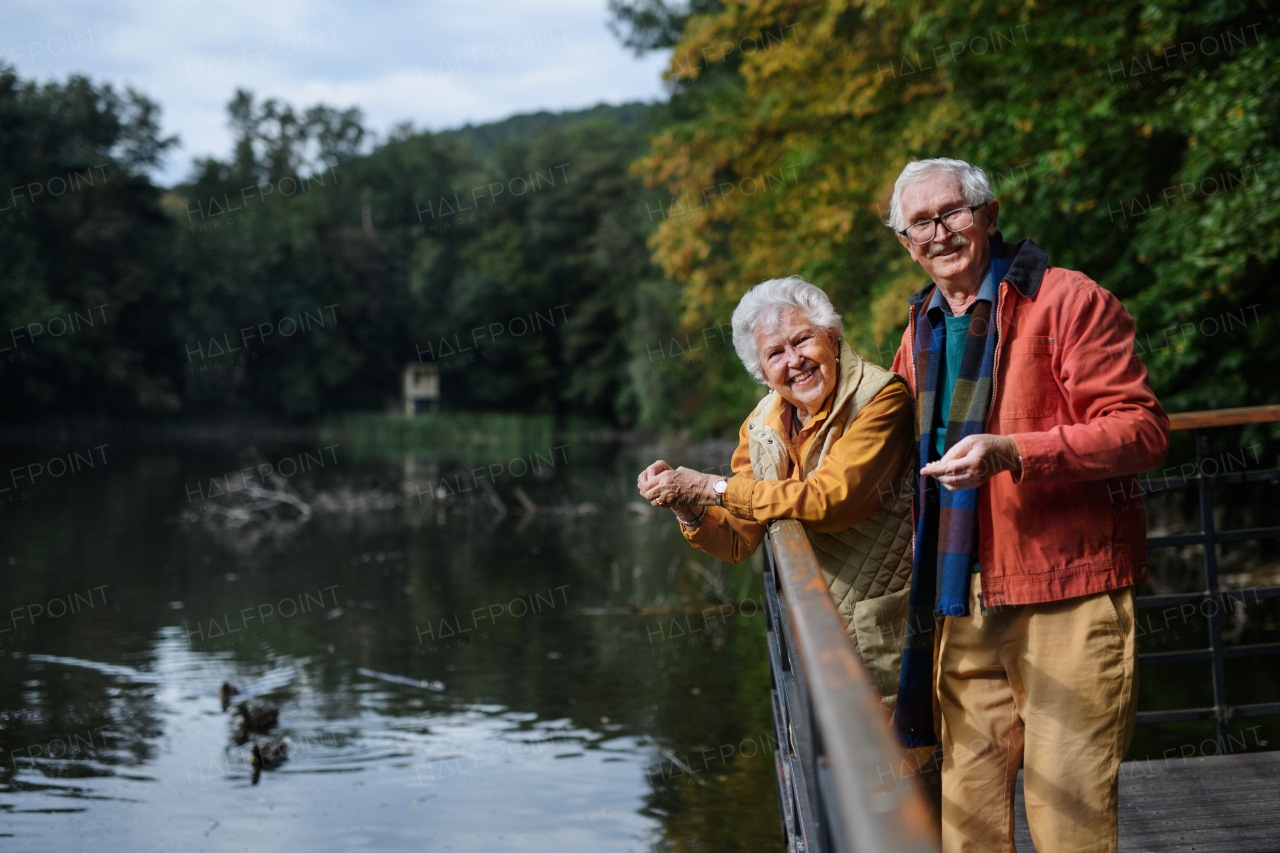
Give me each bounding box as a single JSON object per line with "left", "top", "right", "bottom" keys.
{"left": 921, "top": 434, "right": 1022, "bottom": 491}
{"left": 639, "top": 465, "right": 719, "bottom": 508}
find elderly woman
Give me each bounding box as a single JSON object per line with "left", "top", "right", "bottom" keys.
{"left": 638, "top": 277, "right": 916, "bottom": 707}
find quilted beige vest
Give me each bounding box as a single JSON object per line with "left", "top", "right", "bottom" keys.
{"left": 748, "top": 341, "right": 914, "bottom": 707}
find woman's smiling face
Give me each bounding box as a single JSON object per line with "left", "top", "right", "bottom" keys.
{"left": 754, "top": 307, "right": 840, "bottom": 417}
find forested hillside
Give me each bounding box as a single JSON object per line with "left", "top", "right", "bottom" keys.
{"left": 4, "top": 0, "right": 1278, "bottom": 434}
{"left": 0, "top": 71, "right": 679, "bottom": 426}
{"left": 444, "top": 102, "right": 651, "bottom": 158}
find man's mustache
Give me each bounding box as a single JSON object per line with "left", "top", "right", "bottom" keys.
{"left": 924, "top": 234, "right": 971, "bottom": 258}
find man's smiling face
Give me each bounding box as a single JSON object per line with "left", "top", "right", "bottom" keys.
{"left": 897, "top": 174, "right": 998, "bottom": 290}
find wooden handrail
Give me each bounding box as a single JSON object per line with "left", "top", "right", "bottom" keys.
{"left": 768, "top": 519, "right": 938, "bottom": 852}
{"left": 1168, "top": 405, "right": 1280, "bottom": 431}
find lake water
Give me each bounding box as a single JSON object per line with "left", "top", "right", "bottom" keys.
{"left": 1, "top": 425, "right": 1277, "bottom": 851}
{"left": 0, "top": 431, "right": 782, "bottom": 852}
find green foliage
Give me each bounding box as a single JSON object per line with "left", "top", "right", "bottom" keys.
{"left": 608, "top": 0, "right": 728, "bottom": 56}
{"left": 319, "top": 411, "right": 558, "bottom": 461}
{"left": 633, "top": 0, "right": 1280, "bottom": 419}
{"left": 0, "top": 64, "right": 179, "bottom": 416}
{"left": 11, "top": 2, "right": 1266, "bottom": 435}
{"left": 443, "top": 102, "right": 650, "bottom": 159}
{"left": 0, "top": 70, "right": 694, "bottom": 429}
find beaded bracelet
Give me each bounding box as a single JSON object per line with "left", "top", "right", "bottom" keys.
{"left": 679, "top": 505, "right": 709, "bottom": 529}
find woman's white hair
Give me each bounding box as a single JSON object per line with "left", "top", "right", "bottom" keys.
{"left": 732, "top": 276, "right": 843, "bottom": 384}
{"left": 885, "top": 158, "right": 995, "bottom": 232}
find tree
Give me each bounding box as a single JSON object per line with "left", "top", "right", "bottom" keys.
{"left": 0, "top": 63, "right": 180, "bottom": 419}
{"left": 608, "top": 0, "right": 725, "bottom": 55}
{"left": 626, "top": 0, "right": 1280, "bottom": 421}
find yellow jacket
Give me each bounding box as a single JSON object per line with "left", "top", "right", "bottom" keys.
{"left": 683, "top": 342, "right": 915, "bottom": 704}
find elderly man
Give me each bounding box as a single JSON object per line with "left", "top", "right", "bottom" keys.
{"left": 887, "top": 158, "right": 1168, "bottom": 852}
{"left": 638, "top": 276, "right": 917, "bottom": 707}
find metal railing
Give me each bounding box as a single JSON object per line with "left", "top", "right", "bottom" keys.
{"left": 763, "top": 519, "right": 938, "bottom": 853}
{"left": 761, "top": 404, "right": 1280, "bottom": 849}
{"left": 1134, "top": 404, "right": 1280, "bottom": 750}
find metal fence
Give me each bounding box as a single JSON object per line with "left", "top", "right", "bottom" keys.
{"left": 1133, "top": 404, "right": 1280, "bottom": 750}
{"left": 761, "top": 404, "right": 1280, "bottom": 850}
{"left": 763, "top": 519, "right": 938, "bottom": 853}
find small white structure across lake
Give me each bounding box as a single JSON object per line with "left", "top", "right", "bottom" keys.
{"left": 403, "top": 363, "right": 440, "bottom": 415}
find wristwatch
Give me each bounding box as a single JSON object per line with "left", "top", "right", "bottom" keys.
{"left": 713, "top": 478, "right": 729, "bottom": 506}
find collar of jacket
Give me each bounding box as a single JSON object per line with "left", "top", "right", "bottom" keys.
{"left": 906, "top": 232, "right": 1051, "bottom": 308}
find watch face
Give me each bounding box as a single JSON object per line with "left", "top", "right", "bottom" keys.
{"left": 714, "top": 479, "right": 728, "bottom": 494}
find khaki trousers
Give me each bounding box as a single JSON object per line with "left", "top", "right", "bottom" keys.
{"left": 937, "top": 576, "right": 1136, "bottom": 853}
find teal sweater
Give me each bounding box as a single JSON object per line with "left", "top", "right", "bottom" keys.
{"left": 934, "top": 312, "right": 972, "bottom": 458}
{"left": 935, "top": 312, "right": 981, "bottom": 573}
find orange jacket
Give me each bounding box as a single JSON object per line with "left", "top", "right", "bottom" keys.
{"left": 892, "top": 237, "right": 1170, "bottom": 607}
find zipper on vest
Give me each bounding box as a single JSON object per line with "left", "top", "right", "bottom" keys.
{"left": 908, "top": 304, "right": 918, "bottom": 392}
{"left": 976, "top": 591, "right": 987, "bottom": 616}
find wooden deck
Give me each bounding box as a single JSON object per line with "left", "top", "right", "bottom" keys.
{"left": 1013, "top": 750, "right": 1280, "bottom": 852}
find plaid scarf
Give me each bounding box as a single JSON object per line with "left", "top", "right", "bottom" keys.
{"left": 892, "top": 256, "right": 1006, "bottom": 748}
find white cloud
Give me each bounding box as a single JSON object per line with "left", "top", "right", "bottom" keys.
{"left": 0, "top": 0, "right": 668, "bottom": 184}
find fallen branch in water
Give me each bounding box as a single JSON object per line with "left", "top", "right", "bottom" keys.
{"left": 510, "top": 485, "right": 597, "bottom": 517}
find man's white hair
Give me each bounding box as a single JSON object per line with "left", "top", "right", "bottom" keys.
{"left": 731, "top": 276, "right": 843, "bottom": 384}
{"left": 885, "top": 158, "right": 995, "bottom": 232}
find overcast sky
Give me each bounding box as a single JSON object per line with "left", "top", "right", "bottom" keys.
{"left": 0, "top": 0, "right": 670, "bottom": 185}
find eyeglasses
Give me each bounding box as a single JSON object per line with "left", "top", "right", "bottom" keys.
{"left": 899, "top": 204, "right": 986, "bottom": 246}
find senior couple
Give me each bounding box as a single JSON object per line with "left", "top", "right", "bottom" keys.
{"left": 637, "top": 158, "right": 1169, "bottom": 852}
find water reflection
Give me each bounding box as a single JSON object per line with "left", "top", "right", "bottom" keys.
{"left": 0, "top": 436, "right": 784, "bottom": 852}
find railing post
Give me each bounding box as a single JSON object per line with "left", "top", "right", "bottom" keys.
{"left": 1196, "top": 429, "right": 1231, "bottom": 753}
{"left": 762, "top": 544, "right": 794, "bottom": 849}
